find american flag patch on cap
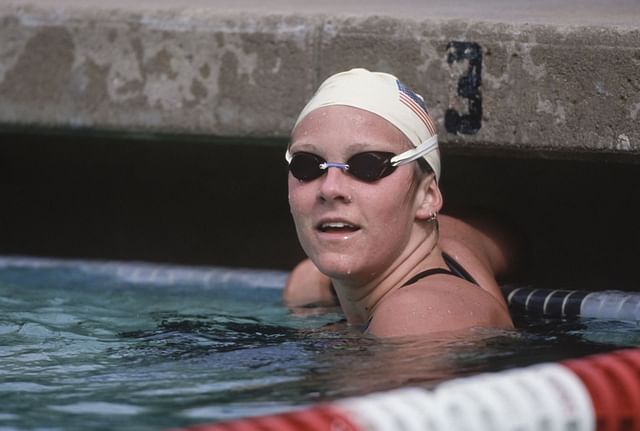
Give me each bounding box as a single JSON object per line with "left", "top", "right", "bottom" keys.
{"left": 397, "top": 80, "right": 436, "bottom": 136}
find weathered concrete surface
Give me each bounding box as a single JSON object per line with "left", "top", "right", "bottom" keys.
{"left": 1, "top": 0, "right": 639, "bottom": 156}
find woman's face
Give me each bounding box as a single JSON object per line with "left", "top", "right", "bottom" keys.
{"left": 288, "top": 105, "right": 427, "bottom": 283}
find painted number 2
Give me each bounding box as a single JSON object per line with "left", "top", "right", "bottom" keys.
{"left": 445, "top": 41, "right": 482, "bottom": 135}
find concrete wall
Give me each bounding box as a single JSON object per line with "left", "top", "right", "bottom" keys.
{"left": 2, "top": 1, "right": 640, "bottom": 274}
{"left": 1, "top": 0, "right": 639, "bottom": 157}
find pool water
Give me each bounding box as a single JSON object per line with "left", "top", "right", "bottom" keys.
{"left": 1, "top": 257, "right": 639, "bottom": 431}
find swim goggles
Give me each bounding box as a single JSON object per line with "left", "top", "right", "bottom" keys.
{"left": 285, "top": 135, "right": 438, "bottom": 182}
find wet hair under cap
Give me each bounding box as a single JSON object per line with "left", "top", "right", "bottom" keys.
{"left": 291, "top": 68, "right": 441, "bottom": 181}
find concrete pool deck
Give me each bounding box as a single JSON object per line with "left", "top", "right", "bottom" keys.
{"left": 0, "top": 0, "right": 639, "bottom": 157}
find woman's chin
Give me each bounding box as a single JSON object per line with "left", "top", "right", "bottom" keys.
{"left": 313, "top": 257, "right": 368, "bottom": 282}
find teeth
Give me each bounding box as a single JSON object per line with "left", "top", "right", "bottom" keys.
{"left": 320, "top": 222, "right": 356, "bottom": 231}
{"left": 322, "top": 222, "right": 354, "bottom": 229}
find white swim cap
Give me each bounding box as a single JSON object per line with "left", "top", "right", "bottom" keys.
{"left": 291, "top": 68, "right": 440, "bottom": 181}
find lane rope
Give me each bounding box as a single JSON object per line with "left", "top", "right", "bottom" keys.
{"left": 169, "top": 348, "right": 640, "bottom": 431}
{"left": 503, "top": 286, "right": 640, "bottom": 321}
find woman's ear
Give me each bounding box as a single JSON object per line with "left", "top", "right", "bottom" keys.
{"left": 415, "top": 175, "right": 443, "bottom": 220}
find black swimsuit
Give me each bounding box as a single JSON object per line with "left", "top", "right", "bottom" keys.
{"left": 401, "top": 252, "right": 479, "bottom": 288}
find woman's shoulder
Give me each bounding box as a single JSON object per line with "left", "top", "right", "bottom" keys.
{"left": 367, "top": 276, "right": 513, "bottom": 337}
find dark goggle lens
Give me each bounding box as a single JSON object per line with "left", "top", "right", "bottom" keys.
{"left": 288, "top": 151, "right": 396, "bottom": 182}
{"left": 289, "top": 152, "right": 326, "bottom": 181}
{"left": 347, "top": 152, "right": 396, "bottom": 181}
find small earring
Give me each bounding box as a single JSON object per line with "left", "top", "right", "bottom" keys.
{"left": 428, "top": 213, "right": 438, "bottom": 222}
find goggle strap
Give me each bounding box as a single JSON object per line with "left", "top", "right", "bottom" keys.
{"left": 389, "top": 135, "right": 438, "bottom": 166}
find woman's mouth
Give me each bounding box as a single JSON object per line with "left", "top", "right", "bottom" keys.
{"left": 317, "top": 222, "right": 360, "bottom": 233}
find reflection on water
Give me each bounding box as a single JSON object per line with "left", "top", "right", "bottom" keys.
{"left": 0, "top": 258, "right": 638, "bottom": 431}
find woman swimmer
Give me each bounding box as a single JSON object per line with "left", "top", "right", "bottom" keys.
{"left": 283, "top": 68, "right": 519, "bottom": 337}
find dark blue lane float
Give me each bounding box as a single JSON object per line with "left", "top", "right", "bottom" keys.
{"left": 502, "top": 286, "right": 640, "bottom": 322}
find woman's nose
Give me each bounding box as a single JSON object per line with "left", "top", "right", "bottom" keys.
{"left": 317, "top": 166, "right": 352, "bottom": 203}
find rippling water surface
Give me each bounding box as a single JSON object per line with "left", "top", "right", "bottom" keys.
{"left": 1, "top": 257, "right": 639, "bottom": 431}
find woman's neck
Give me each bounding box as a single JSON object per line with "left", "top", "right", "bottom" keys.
{"left": 331, "top": 226, "right": 443, "bottom": 325}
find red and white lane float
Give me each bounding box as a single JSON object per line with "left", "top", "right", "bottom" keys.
{"left": 503, "top": 287, "right": 640, "bottom": 321}
{"left": 171, "top": 348, "right": 640, "bottom": 431}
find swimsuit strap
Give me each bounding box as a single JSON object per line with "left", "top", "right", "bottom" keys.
{"left": 401, "top": 268, "right": 456, "bottom": 287}
{"left": 442, "top": 252, "right": 479, "bottom": 286}
{"left": 401, "top": 253, "right": 480, "bottom": 288}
